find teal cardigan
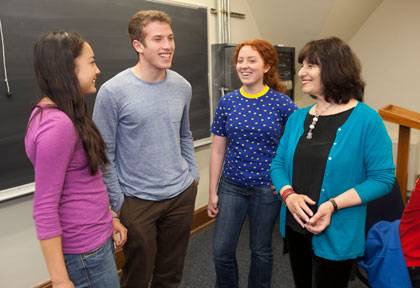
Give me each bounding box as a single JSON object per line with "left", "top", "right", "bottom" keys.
{"left": 270, "top": 102, "right": 395, "bottom": 260}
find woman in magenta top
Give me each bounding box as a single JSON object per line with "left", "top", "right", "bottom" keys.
{"left": 25, "top": 31, "right": 127, "bottom": 288}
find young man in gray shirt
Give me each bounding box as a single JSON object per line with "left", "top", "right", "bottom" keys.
{"left": 93, "top": 10, "right": 199, "bottom": 288}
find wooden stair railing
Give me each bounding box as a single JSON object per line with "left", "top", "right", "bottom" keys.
{"left": 379, "top": 105, "right": 420, "bottom": 204}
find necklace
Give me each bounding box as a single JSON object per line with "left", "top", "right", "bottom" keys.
{"left": 306, "top": 103, "right": 331, "bottom": 140}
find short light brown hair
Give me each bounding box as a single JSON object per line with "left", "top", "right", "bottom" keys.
{"left": 128, "top": 10, "right": 172, "bottom": 45}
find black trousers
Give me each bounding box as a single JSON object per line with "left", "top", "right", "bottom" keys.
{"left": 285, "top": 226, "right": 355, "bottom": 288}
{"left": 120, "top": 182, "right": 197, "bottom": 288}
{"left": 409, "top": 267, "right": 420, "bottom": 288}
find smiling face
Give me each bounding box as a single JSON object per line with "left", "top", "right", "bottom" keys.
{"left": 235, "top": 45, "right": 269, "bottom": 90}
{"left": 298, "top": 59, "right": 324, "bottom": 98}
{"left": 74, "top": 42, "right": 100, "bottom": 95}
{"left": 134, "top": 21, "right": 175, "bottom": 73}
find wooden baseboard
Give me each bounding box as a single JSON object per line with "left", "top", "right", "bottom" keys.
{"left": 191, "top": 205, "right": 215, "bottom": 234}
{"left": 34, "top": 205, "right": 214, "bottom": 288}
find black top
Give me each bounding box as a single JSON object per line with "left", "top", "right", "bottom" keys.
{"left": 286, "top": 108, "right": 354, "bottom": 233}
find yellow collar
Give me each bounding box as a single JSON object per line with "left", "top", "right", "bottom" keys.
{"left": 240, "top": 85, "right": 269, "bottom": 99}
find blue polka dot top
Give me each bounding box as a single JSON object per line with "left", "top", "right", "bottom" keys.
{"left": 211, "top": 86, "right": 297, "bottom": 187}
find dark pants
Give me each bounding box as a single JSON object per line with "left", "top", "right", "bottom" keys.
{"left": 409, "top": 267, "right": 420, "bottom": 288}
{"left": 120, "top": 182, "right": 197, "bottom": 288}
{"left": 213, "top": 178, "right": 281, "bottom": 288}
{"left": 286, "top": 226, "right": 355, "bottom": 288}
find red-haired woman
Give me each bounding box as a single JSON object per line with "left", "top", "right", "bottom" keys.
{"left": 208, "top": 39, "right": 297, "bottom": 287}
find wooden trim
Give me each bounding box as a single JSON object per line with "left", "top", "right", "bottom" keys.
{"left": 396, "top": 125, "right": 411, "bottom": 203}
{"left": 191, "top": 205, "right": 215, "bottom": 235}
{"left": 33, "top": 205, "right": 214, "bottom": 288}
{"left": 379, "top": 105, "right": 420, "bottom": 130}
{"left": 379, "top": 105, "right": 420, "bottom": 203}
{"left": 33, "top": 282, "right": 52, "bottom": 288}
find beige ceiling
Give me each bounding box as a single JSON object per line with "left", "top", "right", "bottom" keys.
{"left": 245, "top": 0, "right": 383, "bottom": 50}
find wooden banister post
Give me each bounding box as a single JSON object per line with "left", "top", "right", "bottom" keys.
{"left": 396, "top": 125, "right": 410, "bottom": 203}
{"left": 379, "top": 105, "right": 420, "bottom": 205}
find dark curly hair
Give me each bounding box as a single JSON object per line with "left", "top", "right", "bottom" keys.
{"left": 298, "top": 37, "right": 365, "bottom": 103}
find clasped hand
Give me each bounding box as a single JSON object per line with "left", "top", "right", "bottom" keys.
{"left": 285, "top": 194, "right": 334, "bottom": 234}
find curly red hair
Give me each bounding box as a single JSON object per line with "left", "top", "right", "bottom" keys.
{"left": 233, "top": 39, "right": 286, "bottom": 93}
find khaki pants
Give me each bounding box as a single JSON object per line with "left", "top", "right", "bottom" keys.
{"left": 120, "top": 182, "right": 197, "bottom": 288}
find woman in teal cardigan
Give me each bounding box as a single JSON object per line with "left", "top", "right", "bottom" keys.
{"left": 270, "top": 37, "right": 395, "bottom": 287}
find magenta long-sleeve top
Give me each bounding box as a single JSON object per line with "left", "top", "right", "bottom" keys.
{"left": 25, "top": 106, "right": 113, "bottom": 254}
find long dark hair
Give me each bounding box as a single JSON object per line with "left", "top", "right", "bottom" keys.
{"left": 33, "top": 31, "right": 107, "bottom": 174}
{"left": 298, "top": 37, "right": 365, "bottom": 103}
{"left": 234, "top": 39, "right": 286, "bottom": 93}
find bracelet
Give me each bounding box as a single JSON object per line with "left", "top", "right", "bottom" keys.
{"left": 329, "top": 198, "right": 338, "bottom": 212}
{"left": 281, "top": 188, "right": 295, "bottom": 203}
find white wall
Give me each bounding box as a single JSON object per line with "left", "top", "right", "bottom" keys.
{"left": 350, "top": 0, "right": 420, "bottom": 187}
{"left": 0, "top": 0, "right": 261, "bottom": 287}
{"left": 0, "top": 195, "right": 47, "bottom": 287}
{"left": 318, "top": 0, "right": 382, "bottom": 41}
{"left": 350, "top": 0, "right": 420, "bottom": 112}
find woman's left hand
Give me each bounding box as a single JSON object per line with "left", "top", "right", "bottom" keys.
{"left": 305, "top": 201, "right": 334, "bottom": 234}
{"left": 112, "top": 218, "right": 127, "bottom": 248}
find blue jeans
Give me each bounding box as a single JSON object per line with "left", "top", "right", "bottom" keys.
{"left": 64, "top": 238, "right": 120, "bottom": 288}
{"left": 213, "top": 178, "right": 281, "bottom": 288}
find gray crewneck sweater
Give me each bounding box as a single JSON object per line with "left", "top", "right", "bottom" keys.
{"left": 93, "top": 68, "right": 199, "bottom": 212}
